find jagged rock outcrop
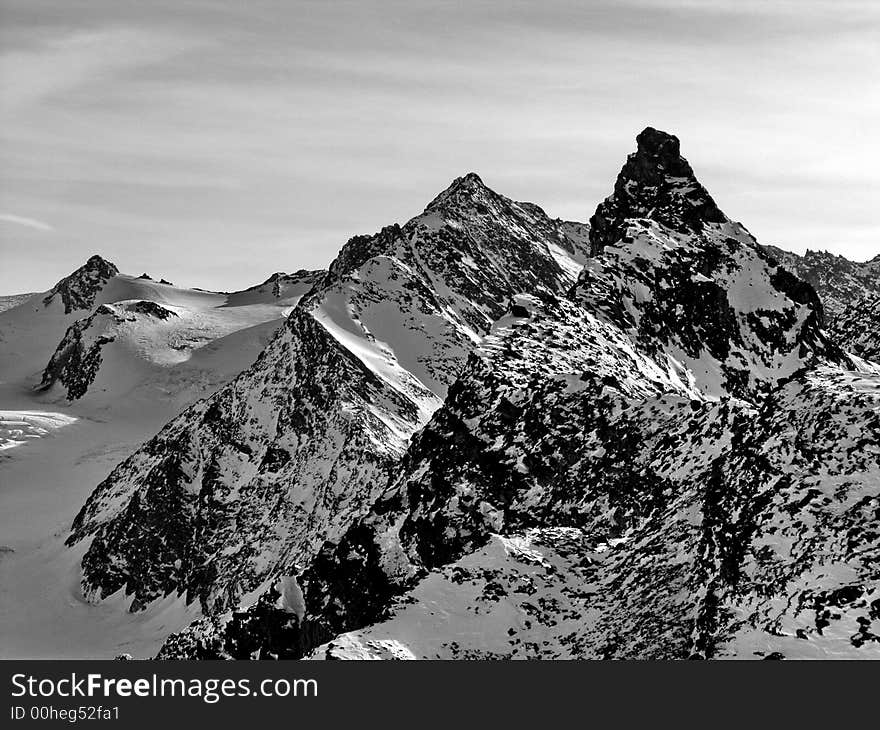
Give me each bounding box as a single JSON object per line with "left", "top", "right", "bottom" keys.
{"left": 156, "top": 128, "right": 878, "bottom": 660}
{"left": 67, "top": 175, "right": 591, "bottom": 613}
{"left": 42, "top": 255, "right": 119, "bottom": 314}
{"left": 762, "top": 247, "right": 879, "bottom": 321}
{"left": 588, "top": 127, "right": 726, "bottom": 256}
{"left": 762, "top": 246, "right": 879, "bottom": 360}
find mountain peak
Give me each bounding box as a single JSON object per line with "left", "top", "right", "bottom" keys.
{"left": 446, "top": 171, "right": 486, "bottom": 191}
{"left": 588, "top": 127, "right": 726, "bottom": 255}
{"left": 84, "top": 254, "right": 116, "bottom": 270}
{"left": 634, "top": 126, "right": 682, "bottom": 162}
{"left": 43, "top": 254, "right": 119, "bottom": 314}
{"left": 424, "top": 172, "right": 492, "bottom": 213}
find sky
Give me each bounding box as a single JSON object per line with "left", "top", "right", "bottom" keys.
{"left": 0, "top": 0, "right": 878, "bottom": 293}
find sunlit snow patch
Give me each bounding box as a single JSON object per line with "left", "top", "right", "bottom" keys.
{"left": 0, "top": 410, "right": 77, "bottom": 450}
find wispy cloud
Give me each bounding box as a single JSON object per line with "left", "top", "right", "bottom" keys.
{"left": 0, "top": 213, "right": 54, "bottom": 231}
{"left": 0, "top": 27, "right": 206, "bottom": 114}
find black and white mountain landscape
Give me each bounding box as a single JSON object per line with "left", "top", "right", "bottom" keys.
{"left": 1, "top": 127, "right": 877, "bottom": 660}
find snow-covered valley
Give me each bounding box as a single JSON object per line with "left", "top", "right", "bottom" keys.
{"left": 0, "top": 400, "right": 200, "bottom": 658}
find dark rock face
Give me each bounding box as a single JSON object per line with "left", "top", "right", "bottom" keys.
{"left": 43, "top": 255, "right": 119, "bottom": 314}
{"left": 157, "top": 129, "right": 877, "bottom": 660}
{"left": 127, "top": 300, "right": 178, "bottom": 320}
{"left": 768, "top": 266, "right": 826, "bottom": 326}
{"left": 589, "top": 127, "right": 726, "bottom": 256}
{"left": 39, "top": 301, "right": 178, "bottom": 400}
{"left": 70, "top": 306, "right": 414, "bottom": 611}
{"left": 39, "top": 306, "right": 119, "bottom": 400}
{"left": 831, "top": 293, "right": 880, "bottom": 361}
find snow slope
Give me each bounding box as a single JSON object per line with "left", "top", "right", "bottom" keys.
{"left": 0, "top": 403, "right": 202, "bottom": 658}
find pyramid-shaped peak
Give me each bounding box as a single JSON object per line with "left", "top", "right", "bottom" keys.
{"left": 43, "top": 255, "right": 119, "bottom": 313}
{"left": 447, "top": 171, "right": 486, "bottom": 191}
{"left": 82, "top": 254, "right": 118, "bottom": 273}
{"left": 72, "top": 255, "right": 119, "bottom": 284}
{"left": 460, "top": 171, "right": 485, "bottom": 185}
{"left": 425, "top": 171, "right": 494, "bottom": 213}
{"left": 588, "top": 127, "right": 726, "bottom": 255}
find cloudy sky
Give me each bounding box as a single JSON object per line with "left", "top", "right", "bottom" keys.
{"left": 1, "top": 0, "right": 878, "bottom": 293}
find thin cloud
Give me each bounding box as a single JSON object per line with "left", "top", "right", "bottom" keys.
{"left": 0, "top": 213, "right": 54, "bottom": 231}
{"left": 0, "top": 26, "right": 207, "bottom": 113}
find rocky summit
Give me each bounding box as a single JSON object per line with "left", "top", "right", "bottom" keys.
{"left": 60, "top": 128, "right": 880, "bottom": 660}
{"left": 588, "top": 127, "right": 726, "bottom": 256}
{"left": 42, "top": 255, "right": 120, "bottom": 314}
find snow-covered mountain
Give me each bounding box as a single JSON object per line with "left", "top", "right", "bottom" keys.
{"left": 0, "top": 256, "right": 322, "bottom": 409}
{"left": 36, "top": 266, "right": 322, "bottom": 405}
{"left": 66, "top": 176, "right": 592, "bottom": 614}
{"left": 154, "top": 128, "right": 880, "bottom": 660}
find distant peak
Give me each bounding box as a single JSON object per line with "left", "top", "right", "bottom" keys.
{"left": 588, "top": 127, "right": 726, "bottom": 255}
{"left": 62, "top": 255, "right": 118, "bottom": 282}
{"left": 424, "top": 172, "right": 492, "bottom": 213}
{"left": 83, "top": 254, "right": 118, "bottom": 272}
{"left": 459, "top": 171, "right": 485, "bottom": 186}
{"left": 43, "top": 255, "right": 119, "bottom": 313}
{"left": 448, "top": 171, "right": 486, "bottom": 189}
